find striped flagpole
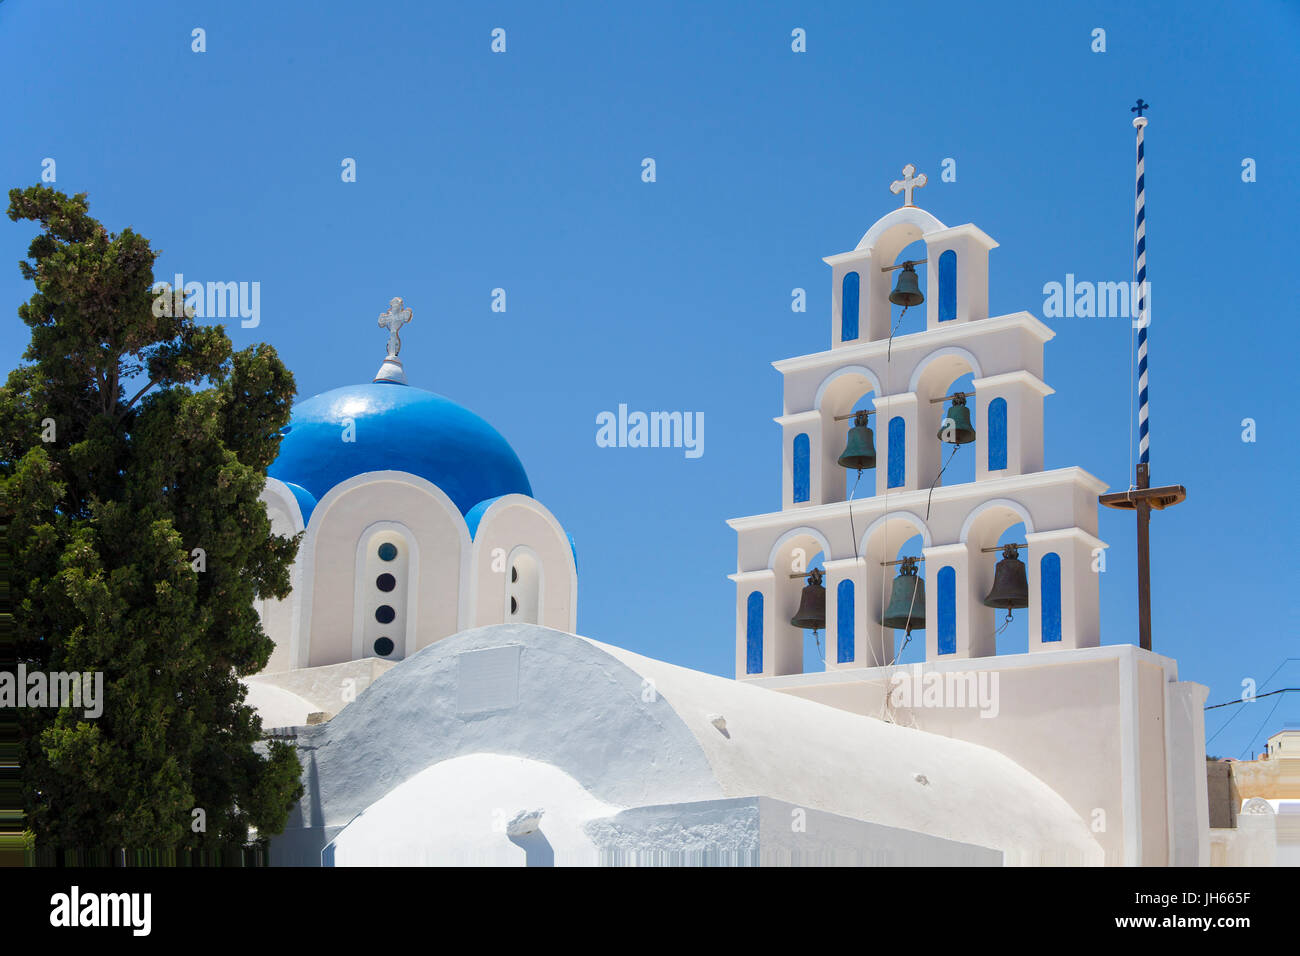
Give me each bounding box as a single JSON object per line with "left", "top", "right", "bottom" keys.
{"left": 1132, "top": 103, "right": 1150, "bottom": 467}
{"left": 1100, "top": 99, "right": 1187, "bottom": 653}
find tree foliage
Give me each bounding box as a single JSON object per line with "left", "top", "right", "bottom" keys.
{"left": 0, "top": 185, "right": 302, "bottom": 851}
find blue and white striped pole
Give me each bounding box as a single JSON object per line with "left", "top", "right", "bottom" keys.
{"left": 1133, "top": 103, "right": 1150, "bottom": 468}
{"left": 1099, "top": 99, "right": 1186, "bottom": 653}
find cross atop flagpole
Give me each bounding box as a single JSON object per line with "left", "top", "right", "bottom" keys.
{"left": 1100, "top": 100, "right": 1186, "bottom": 652}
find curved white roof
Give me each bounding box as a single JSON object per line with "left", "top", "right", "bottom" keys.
{"left": 589, "top": 636, "right": 1101, "bottom": 865}
{"left": 265, "top": 625, "right": 1102, "bottom": 866}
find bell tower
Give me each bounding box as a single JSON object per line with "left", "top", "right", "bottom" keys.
{"left": 728, "top": 167, "right": 1108, "bottom": 678}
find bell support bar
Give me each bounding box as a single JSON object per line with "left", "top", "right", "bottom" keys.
{"left": 880, "top": 259, "right": 929, "bottom": 272}
{"left": 790, "top": 557, "right": 927, "bottom": 568}
{"left": 884, "top": 546, "right": 1028, "bottom": 563}
{"left": 929, "top": 391, "right": 973, "bottom": 405}
{"left": 833, "top": 409, "right": 877, "bottom": 422}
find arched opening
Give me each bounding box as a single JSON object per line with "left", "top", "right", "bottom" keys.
{"left": 792, "top": 433, "right": 810, "bottom": 503}
{"left": 887, "top": 416, "right": 906, "bottom": 489}
{"left": 745, "top": 591, "right": 764, "bottom": 674}
{"left": 989, "top": 523, "right": 1030, "bottom": 655}
{"left": 884, "top": 532, "right": 927, "bottom": 666}
{"left": 841, "top": 271, "right": 860, "bottom": 342}
{"left": 815, "top": 367, "right": 881, "bottom": 505}
{"left": 938, "top": 249, "right": 957, "bottom": 322}
{"left": 859, "top": 512, "right": 931, "bottom": 669}
{"left": 768, "top": 529, "right": 832, "bottom": 677}
{"left": 798, "top": 548, "right": 827, "bottom": 674}
{"left": 934, "top": 370, "right": 976, "bottom": 488}
{"left": 886, "top": 239, "right": 930, "bottom": 339}
{"left": 836, "top": 578, "right": 855, "bottom": 664}
{"left": 506, "top": 547, "right": 542, "bottom": 625}
{"left": 936, "top": 564, "right": 958, "bottom": 656}
{"left": 913, "top": 350, "right": 980, "bottom": 492}
{"left": 1040, "top": 552, "right": 1063, "bottom": 644}
{"left": 356, "top": 527, "right": 413, "bottom": 660}
{"left": 987, "top": 397, "right": 1009, "bottom": 472}
{"left": 861, "top": 219, "right": 935, "bottom": 342}
{"left": 840, "top": 392, "right": 877, "bottom": 500}
{"left": 962, "top": 501, "right": 1034, "bottom": 658}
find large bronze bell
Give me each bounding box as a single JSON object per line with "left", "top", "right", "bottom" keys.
{"left": 889, "top": 263, "right": 924, "bottom": 308}
{"left": 837, "top": 410, "right": 876, "bottom": 470}
{"left": 937, "top": 393, "right": 976, "bottom": 445}
{"left": 983, "top": 544, "right": 1029, "bottom": 610}
{"left": 790, "top": 568, "right": 826, "bottom": 631}
{"left": 881, "top": 557, "right": 925, "bottom": 633}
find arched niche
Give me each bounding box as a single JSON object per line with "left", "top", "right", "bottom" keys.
{"left": 857, "top": 511, "right": 932, "bottom": 668}
{"left": 295, "top": 471, "right": 470, "bottom": 669}
{"left": 766, "top": 527, "right": 832, "bottom": 677}
{"left": 855, "top": 208, "right": 947, "bottom": 342}
{"left": 506, "top": 545, "right": 543, "bottom": 625}
{"left": 352, "top": 522, "right": 419, "bottom": 662}
{"left": 814, "top": 365, "right": 884, "bottom": 504}
{"left": 910, "top": 346, "right": 984, "bottom": 492}
{"left": 468, "top": 494, "right": 577, "bottom": 635}
{"left": 960, "top": 499, "right": 1037, "bottom": 657}
{"left": 745, "top": 590, "right": 765, "bottom": 675}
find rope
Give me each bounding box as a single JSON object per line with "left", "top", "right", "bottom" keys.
{"left": 924, "top": 444, "right": 959, "bottom": 520}
{"left": 848, "top": 469, "right": 862, "bottom": 562}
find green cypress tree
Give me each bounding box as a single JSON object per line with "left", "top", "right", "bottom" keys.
{"left": 0, "top": 185, "right": 302, "bottom": 856}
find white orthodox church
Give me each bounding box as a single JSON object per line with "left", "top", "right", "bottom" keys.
{"left": 247, "top": 174, "right": 1212, "bottom": 867}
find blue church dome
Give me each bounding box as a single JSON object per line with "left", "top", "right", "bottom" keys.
{"left": 269, "top": 382, "right": 532, "bottom": 517}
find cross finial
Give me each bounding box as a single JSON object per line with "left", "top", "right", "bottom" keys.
{"left": 377, "top": 296, "right": 413, "bottom": 360}
{"left": 889, "top": 164, "right": 928, "bottom": 207}
{"left": 1131, "top": 98, "right": 1150, "bottom": 118}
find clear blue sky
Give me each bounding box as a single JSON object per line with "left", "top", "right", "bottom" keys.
{"left": 2, "top": 1, "right": 1296, "bottom": 759}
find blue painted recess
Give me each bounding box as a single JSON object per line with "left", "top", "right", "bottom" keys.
{"left": 988, "top": 397, "right": 1008, "bottom": 471}
{"left": 269, "top": 382, "right": 532, "bottom": 517}
{"left": 841, "top": 271, "right": 860, "bottom": 341}
{"left": 887, "top": 417, "right": 905, "bottom": 488}
{"left": 836, "top": 579, "right": 854, "bottom": 663}
{"left": 281, "top": 480, "right": 319, "bottom": 526}
{"left": 1041, "top": 553, "right": 1062, "bottom": 642}
{"left": 937, "top": 566, "right": 956, "bottom": 655}
{"left": 792, "top": 433, "right": 810, "bottom": 502}
{"left": 746, "top": 592, "right": 764, "bottom": 674}
{"left": 938, "top": 250, "right": 957, "bottom": 321}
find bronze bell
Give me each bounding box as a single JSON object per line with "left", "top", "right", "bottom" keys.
{"left": 881, "top": 557, "right": 925, "bottom": 633}
{"left": 983, "top": 544, "right": 1029, "bottom": 610}
{"left": 937, "top": 393, "right": 976, "bottom": 445}
{"left": 837, "top": 410, "right": 877, "bottom": 470}
{"left": 889, "top": 263, "right": 924, "bottom": 308}
{"left": 790, "top": 568, "right": 826, "bottom": 631}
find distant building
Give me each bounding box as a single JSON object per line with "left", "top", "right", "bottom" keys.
{"left": 1210, "top": 726, "right": 1300, "bottom": 866}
